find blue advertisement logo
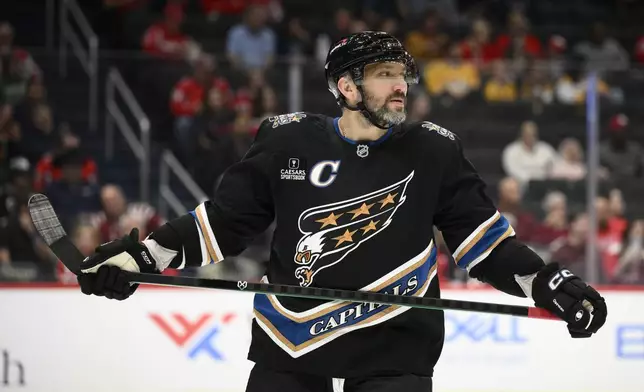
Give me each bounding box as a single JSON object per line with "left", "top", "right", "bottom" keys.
{"left": 616, "top": 324, "right": 644, "bottom": 360}
{"left": 444, "top": 313, "right": 528, "bottom": 343}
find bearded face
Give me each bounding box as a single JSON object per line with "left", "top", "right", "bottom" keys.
{"left": 359, "top": 62, "right": 409, "bottom": 126}
{"left": 362, "top": 87, "right": 407, "bottom": 126}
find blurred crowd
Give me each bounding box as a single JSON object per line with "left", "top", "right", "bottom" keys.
{"left": 1, "top": 0, "right": 643, "bottom": 285}
{"left": 0, "top": 20, "right": 168, "bottom": 282}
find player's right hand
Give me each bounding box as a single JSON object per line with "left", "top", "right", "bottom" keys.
{"left": 77, "top": 228, "right": 159, "bottom": 300}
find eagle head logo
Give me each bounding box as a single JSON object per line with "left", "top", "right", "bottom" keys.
{"left": 292, "top": 171, "right": 414, "bottom": 287}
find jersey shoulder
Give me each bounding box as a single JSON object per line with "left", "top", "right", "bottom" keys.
{"left": 254, "top": 112, "right": 332, "bottom": 146}
{"left": 401, "top": 120, "right": 462, "bottom": 149}
{"left": 258, "top": 112, "right": 331, "bottom": 135}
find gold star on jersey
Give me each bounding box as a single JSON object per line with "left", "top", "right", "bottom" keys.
{"left": 293, "top": 172, "right": 414, "bottom": 287}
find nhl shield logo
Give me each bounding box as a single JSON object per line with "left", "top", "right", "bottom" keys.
{"left": 293, "top": 171, "right": 415, "bottom": 287}
{"left": 356, "top": 145, "right": 369, "bottom": 158}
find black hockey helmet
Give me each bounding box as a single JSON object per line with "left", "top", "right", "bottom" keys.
{"left": 324, "top": 31, "right": 419, "bottom": 129}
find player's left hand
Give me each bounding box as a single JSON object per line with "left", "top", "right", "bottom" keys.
{"left": 532, "top": 262, "right": 607, "bottom": 338}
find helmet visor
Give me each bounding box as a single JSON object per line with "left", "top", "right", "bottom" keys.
{"left": 351, "top": 51, "right": 419, "bottom": 86}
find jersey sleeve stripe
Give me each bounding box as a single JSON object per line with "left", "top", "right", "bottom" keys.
{"left": 453, "top": 211, "right": 501, "bottom": 261}
{"left": 188, "top": 210, "right": 214, "bottom": 265}
{"left": 455, "top": 214, "right": 515, "bottom": 270}
{"left": 192, "top": 203, "right": 224, "bottom": 263}
{"left": 465, "top": 225, "right": 516, "bottom": 272}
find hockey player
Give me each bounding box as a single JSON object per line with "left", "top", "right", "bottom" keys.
{"left": 76, "top": 32, "right": 606, "bottom": 392}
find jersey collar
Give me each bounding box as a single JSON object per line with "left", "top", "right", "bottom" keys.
{"left": 333, "top": 117, "right": 393, "bottom": 146}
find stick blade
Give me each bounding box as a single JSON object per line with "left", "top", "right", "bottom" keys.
{"left": 28, "top": 193, "right": 67, "bottom": 246}
{"left": 28, "top": 193, "right": 85, "bottom": 274}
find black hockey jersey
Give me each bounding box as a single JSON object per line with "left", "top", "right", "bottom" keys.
{"left": 152, "top": 112, "right": 516, "bottom": 378}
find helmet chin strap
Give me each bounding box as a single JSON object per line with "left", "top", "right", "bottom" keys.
{"left": 338, "top": 85, "right": 390, "bottom": 130}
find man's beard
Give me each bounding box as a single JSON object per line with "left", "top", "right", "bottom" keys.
{"left": 362, "top": 91, "right": 407, "bottom": 126}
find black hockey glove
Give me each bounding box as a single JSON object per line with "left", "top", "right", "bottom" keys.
{"left": 532, "top": 262, "right": 607, "bottom": 338}
{"left": 77, "top": 228, "right": 159, "bottom": 300}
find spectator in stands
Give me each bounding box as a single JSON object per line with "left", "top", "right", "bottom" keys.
{"left": 483, "top": 60, "right": 517, "bottom": 102}
{"left": 191, "top": 86, "right": 239, "bottom": 193}
{"left": 236, "top": 69, "right": 278, "bottom": 120}
{"left": 226, "top": 4, "right": 277, "bottom": 73}
{"left": 614, "top": 219, "right": 644, "bottom": 284}
{"left": 458, "top": 18, "right": 501, "bottom": 71}
{"left": 599, "top": 114, "right": 643, "bottom": 179}
{"left": 546, "top": 35, "right": 568, "bottom": 80}
{"left": 404, "top": 10, "right": 449, "bottom": 63}
{"left": 574, "top": 22, "right": 629, "bottom": 76}
{"left": 496, "top": 176, "right": 552, "bottom": 244}
{"left": 609, "top": 188, "right": 627, "bottom": 220}
{"left": 549, "top": 137, "right": 587, "bottom": 181}
{"left": 0, "top": 156, "right": 33, "bottom": 222}
{"left": 282, "top": 16, "right": 314, "bottom": 56}
{"left": 33, "top": 124, "right": 97, "bottom": 192}
{"left": 202, "top": 0, "right": 283, "bottom": 23}
{"left": 406, "top": 91, "right": 431, "bottom": 123}
{"left": 44, "top": 148, "right": 101, "bottom": 229}
{"left": 170, "top": 54, "right": 232, "bottom": 162}
{"left": 16, "top": 102, "right": 57, "bottom": 165}
{"left": 314, "top": 8, "right": 353, "bottom": 64}
{"left": 537, "top": 191, "right": 569, "bottom": 243}
{"left": 90, "top": 184, "right": 164, "bottom": 243}
{"left": 595, "top": 196, "right": 628, "bottom": 282}
{"left": 495, "top": 11, "right": 542, "bottom": 76}
{"left": 13, "top": 78, "right": 47, "bottom": 125}
{"left": 328, "top": 8, "right": 353, "bottom": 45}
{"left": 520, "top": 60, "right": 554, "bottom": 106}
{"left": 549, "top": 212, "right": 594, "bottom": 279}
{"left": 142, "top": 3, "right": 202, "bottom": 63}
{"left": 0, "top": 113, "right": 21, "bottom": 181}
{"left": 635, "top": 35, "right": 644, "bottom": 65}
{"left": 399, "top": 0, "right": 459, "bottom": 26}
{"left": 230, "top": 96, "right": 258, "bottom": 157}
{"left": 423, "top": 43, "right": 480, "bottom": 102}
{"left": 0, "top": 201, "right": 56, "bottom": 281}
{"left": 502, "top": 120, "right": 556, "bottom": 186}
{"left": 555, "top": 62, "right": 611, "bottom": 105}
{"left": 0, "top": 22, "right": 42, "bottom": 104}
{"left": 258, "top": 86, "right": 279, "bottom": 120}
{"left": 361, "top": 0, "right": 399, "bottom": 28}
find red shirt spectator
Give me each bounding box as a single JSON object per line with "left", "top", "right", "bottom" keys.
{"left": 458, "top": 18, "right": 501, "bottom": 67}
{"left": 142, "top": 3, "right": 191, "bottom": 60}
{"left": 91, "top": 202, "right": 164, "bottom": 243}
{"left": 598, "top": 217, "right": 628, "bottom": 282}
{"left": 171, "top": 76, "right": 231, "bottom": 117}
{"left": 34, "top": 153, "right": 97, "bottom": 192}
{"left": 460, "top": 41, "right": 501, "bottom": 65}
{"left": 89, "top": 184, "right": 165, "bottom": 243}
{"left": 496, "top": 11, "right": 542, "bottom": 59}
{"left": 496, "top": 34, "right": 542, "bottom": 58}
{"left": 0, "top": 22, "right": 42, "bottom": 82}
{"left": 201, "top": 0, "right": 272, "bottom": 15}
{"left": 635, "top": 36, "right": 644, "bottom": 64}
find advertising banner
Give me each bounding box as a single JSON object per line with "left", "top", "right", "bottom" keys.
{"left": 0, "top": 287, "right": 641, "bottom": 392}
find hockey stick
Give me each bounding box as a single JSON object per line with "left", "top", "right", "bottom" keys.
{"left": 28, "top": 193, "right": 559, "bottom": 321}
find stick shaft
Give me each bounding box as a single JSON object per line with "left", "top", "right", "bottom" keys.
{"left": 127, "top": 272, "right": 558, "bottom": 320}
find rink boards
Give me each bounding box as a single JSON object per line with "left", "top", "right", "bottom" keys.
{"left": 0, "top": 285, "right": 642, "bottom": 392}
